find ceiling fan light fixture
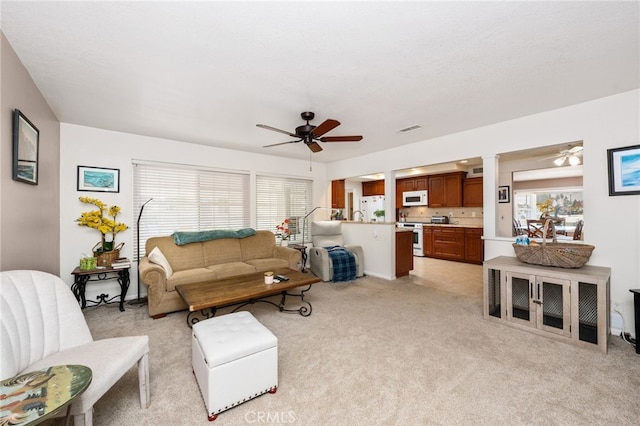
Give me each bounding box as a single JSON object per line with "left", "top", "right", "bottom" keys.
{"left": 568, "top": 155, "right": 581, "bottom": 166}
{"left": 554, "top": 157, "right": 566, "bottom": 166}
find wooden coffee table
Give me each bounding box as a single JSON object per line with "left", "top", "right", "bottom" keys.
{"left": 176, "top": 268, "right": 321, "bottom": 326}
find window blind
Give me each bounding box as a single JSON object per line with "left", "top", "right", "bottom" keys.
{"left": 256, "top": 175, "right": 313, "bottom": 243}
{"left": 133, "top": 162, "right": 250, "bottom": 259}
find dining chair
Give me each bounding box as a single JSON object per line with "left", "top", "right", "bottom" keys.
{"left": 512, "top": 218, "right": 527, "bottom": 236}
{"left": 573, "top": 220, "right": 584, "bottom": 240}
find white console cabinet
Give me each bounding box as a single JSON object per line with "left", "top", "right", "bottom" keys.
{"left": 483, "top": 256, "right": 610, "bottom": 354}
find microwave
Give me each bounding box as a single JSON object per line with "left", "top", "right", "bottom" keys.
{"left": 403, "top": 190, "right": 428, "bottom": 207}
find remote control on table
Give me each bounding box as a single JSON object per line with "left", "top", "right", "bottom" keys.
{"left": 275, "top": 274, "right": 289, "bottom": 281}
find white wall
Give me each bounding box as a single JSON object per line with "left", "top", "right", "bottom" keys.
{"left": 342, "top": 222, "right": 396, "bottom": 279}
{"left": 329, "top": 90, "right": 640, "bottom": 335}
{"left": 60, "top": 124, "right": 329, "bottom": 301}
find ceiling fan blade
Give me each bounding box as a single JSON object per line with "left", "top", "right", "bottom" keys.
{"left": 320, "top": 135, "right": 363, "bottom": 142}
{"left": 256, "top": 124, "right": 297, "bottom": 138}
{"left": 306, "top": 142, "right": 323, "bottom": 152}
{"left": 263, "top": 140, "right": 301, "bottom": 148}
{"left": 312, "top": 119, "right": 340, "bottom": 137}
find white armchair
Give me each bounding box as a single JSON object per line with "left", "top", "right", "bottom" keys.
{"left": 308, "top": 221, "right": 364, "bottom": 282}
{"left": 0, "top": 270, "right": 150, "bottom": 426}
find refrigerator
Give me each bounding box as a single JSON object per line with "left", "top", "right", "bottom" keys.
{"left": 360, "top": 195, "right": 385, "bottom": 222}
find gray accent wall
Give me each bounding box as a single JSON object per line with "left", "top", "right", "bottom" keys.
{"left": 1, "top": 32, "right": 60, "bottom": 274}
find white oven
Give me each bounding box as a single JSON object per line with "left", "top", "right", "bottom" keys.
{"left": 396, "top": 222, "right": 424, "bottom": 256}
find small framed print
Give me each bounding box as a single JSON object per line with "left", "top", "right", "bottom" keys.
{"left": 12, "top": 109, "right": 39, "bottom": 185}
{"left": 607, "top": 145, "right": 640, "bottom": 196}
{"left": 498, "top": 185, "right": 510, "bottom": 203}
{"left": 77, "top": 166, "right": 120, "bottom": 193}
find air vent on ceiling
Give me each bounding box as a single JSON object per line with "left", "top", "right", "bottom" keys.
{"left": 468, "top": 166, "right": 483, "bottom": 177}
{"left": 398, "top": 124, "right": 421, "bottom": 133}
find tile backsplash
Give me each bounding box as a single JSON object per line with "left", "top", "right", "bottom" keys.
{"left": 401, "top": 206, "right": 483, "bottom": 226}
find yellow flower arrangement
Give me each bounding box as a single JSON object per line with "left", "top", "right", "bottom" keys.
{"left": 76, "top": 196, "right": 129, "bottom": 252}
{"left": 536, "top": 198, "right": 554, "bottom": 217}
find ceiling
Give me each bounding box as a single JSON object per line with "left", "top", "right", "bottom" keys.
{"left": 1, "top": 2, "right": 638, "bottom": 164}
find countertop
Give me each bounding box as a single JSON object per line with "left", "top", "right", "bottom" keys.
{"left": 398, "top": 222, "right": 483, "bottom": 229}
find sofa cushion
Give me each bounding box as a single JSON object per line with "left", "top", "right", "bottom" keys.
{"left": 240, "top": 231, "right": 276, "bottom": 262}
{"left": 166, "top": 268, "right": 219, "bottom": 292}
{"left": 148, "top": 247, "right": 173, "bottom": 277}
{"left": 202, "top": 238, "right": 243, "bottom": 266}
{"left": 245, "top": 258, "right": 290, "bottom": 272}
{"left": 207, "top": 262, "right": 257, "bottom": 279}
{"left": 147, "top": 236, "right": 205, "bottom": 272}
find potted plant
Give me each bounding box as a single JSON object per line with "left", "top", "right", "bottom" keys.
{"left": 76, "top": 196, "right": 128, "bottom": 265}
{"left": 373, "top": 209, "right": 385, "bottom": 222}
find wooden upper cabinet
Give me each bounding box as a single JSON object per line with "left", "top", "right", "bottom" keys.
{"left": 331, "top": 179, "right": 345, "bottom": 209}
{"left": 399, "top": 177, "right": 428, "bottom": 192}
{"left": 362, "top": 179, "right": 384, "bottom": 196}
{"left": 414, "top": 177, "right": 428, "bottom": 190}
{"left": 463, "top": 177, "right": 483, "bottom": 207}
{"left": 395, "top": 180, "right": 404, "bottom": 208}
{"left": 428, "top": 172, "right": 465, "bottom": 207}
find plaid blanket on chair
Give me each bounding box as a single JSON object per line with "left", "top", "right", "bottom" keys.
{"left": 326, "top": 246, "right": 356, "bottom": 282}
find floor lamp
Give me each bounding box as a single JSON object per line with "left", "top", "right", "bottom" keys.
{"left": 129, "top": 198, "right": 152, "bottom": 306}
{"left": 300, "top": 207, "right": 337, "bottom": 268}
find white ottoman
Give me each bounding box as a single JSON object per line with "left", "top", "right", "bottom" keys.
{"left": 192, "top": 311, "right": 278, "bottom": 421}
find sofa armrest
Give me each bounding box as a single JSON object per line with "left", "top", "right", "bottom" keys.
{"left": 139, "top": 257, "right": 167, "bottom": 292}
{"left": 308, "top": 247, "right": 331, "bottom": 282}
{"left": 273, "top": 246, "right": 302, "bottom": 271}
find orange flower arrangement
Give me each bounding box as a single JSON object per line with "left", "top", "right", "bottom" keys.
{"left": 275, "top": 218, "right": 291, "bottom": 240}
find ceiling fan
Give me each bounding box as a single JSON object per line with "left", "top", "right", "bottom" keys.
{"left": 257, "top": 111, "right": 363, "bottom": 153}
{"left": 539, "top": 145, "right": 583, "bottom": 166}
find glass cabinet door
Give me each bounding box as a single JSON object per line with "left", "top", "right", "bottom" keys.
{"left": 536, "top": 276, "right": 571, "bottom": 336}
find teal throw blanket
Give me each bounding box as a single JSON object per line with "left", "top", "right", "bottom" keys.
{"left": 172, "top": 228, "right": 256, "bottom": 246}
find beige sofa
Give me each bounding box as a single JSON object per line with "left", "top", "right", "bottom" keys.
{"left": 139, "top": 230, "right": 301, "bottom": 318}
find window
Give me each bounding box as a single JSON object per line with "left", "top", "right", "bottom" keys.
{"left": 256, "top": 175, "right": 313, "bottom": 243}
{"left": 133, "top": 162, "right": 250, "bottom": 259}
{"left": 514, "top": 189, "right": 583, "bottom": 226}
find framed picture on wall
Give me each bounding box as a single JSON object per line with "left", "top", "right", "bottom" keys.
{"left": 498, "top": 185, "right": 510, "bottom": 203}
{"left": 607, "top": 144, "right": 640, "bottom": 196}
{"left": 12, "top": 109, "right": 39, "bottom": 185}
{"left": 77, "top": 166, "right": 120, "bottom": 193}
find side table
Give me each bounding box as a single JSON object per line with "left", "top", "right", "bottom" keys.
{"left": 288, "top": 244, "right": 308, "bottom": 272}
{"left": 0, "top": 364, "right": 92, "bottom": 425}
{"left": 71, "top": 266, "right": 130, "bottom": 312}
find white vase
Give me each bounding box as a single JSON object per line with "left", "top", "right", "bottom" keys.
{"left": 281, "top": 240, "right": 288, "bottom": 247}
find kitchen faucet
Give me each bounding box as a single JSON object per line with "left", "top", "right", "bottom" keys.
{"left": 352, "top": 210, "right": 364, "bottom": 221}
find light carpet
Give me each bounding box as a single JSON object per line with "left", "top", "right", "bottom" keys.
{"left": 46, "top": 258, "right": 639, "bottom": 425}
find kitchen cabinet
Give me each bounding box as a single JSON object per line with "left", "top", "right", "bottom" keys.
{"left": 395, "top": 231, "right": 414, "bottom": 277}
{"left": 428, "top": 172, "right": 465, "bottom": 207}
{"left": 463, "top": 177, "right": 483, "bottom": 207}
{"left": 362, "top": 179, "right": 384, "bottom": 196}
{"left": 431, "top": 227, "right": 465, "bottom": 261}
{"left": 423, "top": 227, "right": 433, "bottom": 256}
{"left": 484, "top": 256, "right": 610, "bottom": 353}
{"left": 422, "top": 225, "right": 482, "bottom": 264}
{"left": 398, "top": 177, "right": 428, "bottom": 192}
{"left": 463, "top": 227, "right": 483, "bottom": 264}
{"left": 331, "top": 180, "right": 345, "bottom": 209}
